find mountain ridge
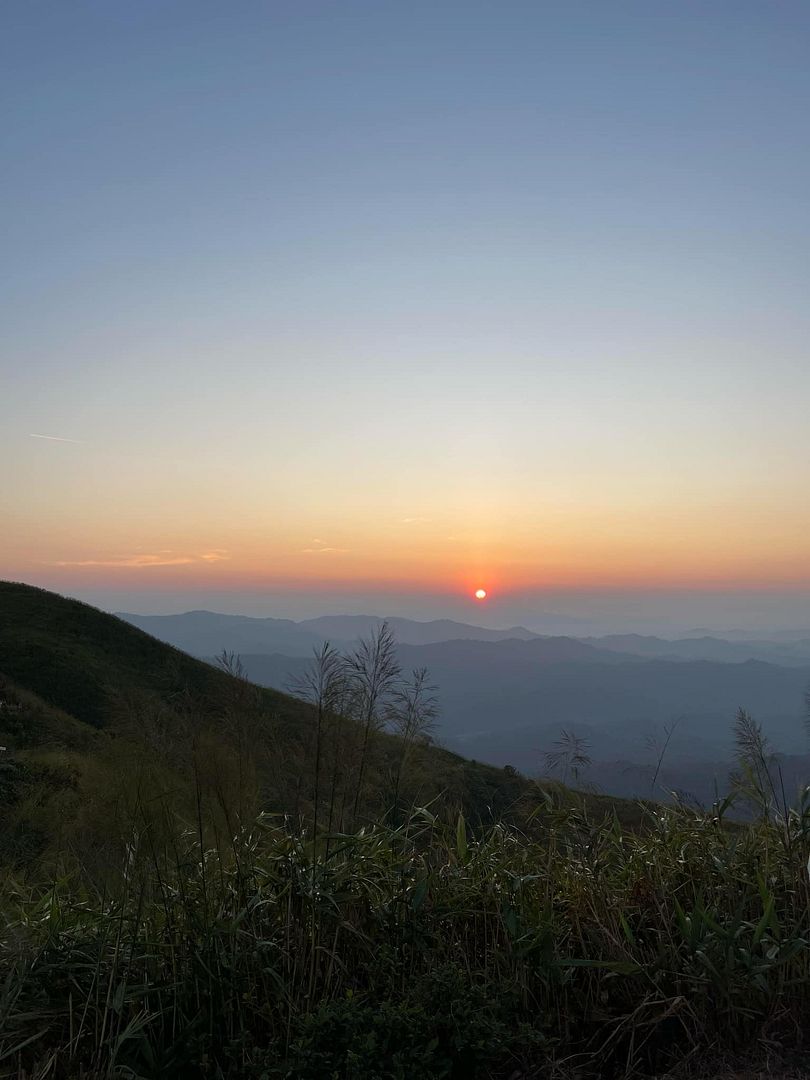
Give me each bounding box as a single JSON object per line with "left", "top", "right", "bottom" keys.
{"left": 118, "top": 609, "right": 810, "bottom": 669}
{"left": 118, "top": 609, "right": 545, "bottom": 653}
{"left": 5, "top": 581, "right": 615, "bottom": 863}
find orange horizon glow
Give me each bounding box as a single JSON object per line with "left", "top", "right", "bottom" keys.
{"left": 14, "top": 550, "right": 810, "bottom": 599}
{"left": 9, "top": 448, "right": 810, "bottom": 598}
{"left": 5, "top": 6, "right": 810, "bottom": 624}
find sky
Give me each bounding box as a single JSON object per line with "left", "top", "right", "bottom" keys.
{"left": 3, "top": 1, "right": 810, "bottom": 631}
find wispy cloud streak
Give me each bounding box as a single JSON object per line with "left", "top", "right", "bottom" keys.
{"left": 52, "top": 550, "right": 230, "bottom": 568}
{"left": 302, "top": 539, "right": 348, "bottom": 554}
{"left": 29, "top": 433, "right": 84, "bottom": 444}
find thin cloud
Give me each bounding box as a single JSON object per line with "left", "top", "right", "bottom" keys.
{"left": 30, "top": 433, "right": 84, "bottom": 444}
{"left": 54, "top": 555, "right": 195, "bottom": 568}
{"left": 302, "top": 540, "right": 348, "bottom": 554}
{"left": 52, "top": 550, "right": 230, "bottom": 568}
{"left": 402, "top": 516, "right": 432, "bottom": 524}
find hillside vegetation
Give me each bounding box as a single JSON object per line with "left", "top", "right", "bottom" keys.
{"left": 0, "top": 581, "right": 572, "bottom": 868}
{"left": 3, "top": 791, "right": 810, "bottom": 1078}
{"left": 2, "top": 582, "right": 810, "bottom": 1078}
{"left": 117, "top": 605, "right": 810, "bottom": 803}
{"left": 0, "top": 580, "right": 308, "bottom": 729}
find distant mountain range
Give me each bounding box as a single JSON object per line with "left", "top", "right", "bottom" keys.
{"left": 299, "top": 615, "right": 542, "bottom": 645}
{"left": 120, "top": 609, "right": 810, "bottom": 667}
{"left": 578, "top": 633, "right": 810, "bottom": 667}
{"left": 235, "top": 648, "right": 809, "bottom": 761}
{"left": 0, "top": 582, "right": 557, "bottom": 861}
{"left": 119, "top": 611, "right": 545, "bottom": 656}
{"left": 117, "top": 608, "right": 810, "bottom": 806}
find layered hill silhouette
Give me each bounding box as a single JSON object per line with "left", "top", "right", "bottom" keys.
{"left": 115, "top": 609, "right": 810, "bottom": 803}
{"left": 120, "top": 609, "right": 810, "bottom": 666}
{"left": 120, "top": 609, "right": 545, "bottom": 656}
{"left": 234, "top": 648, "right": 810, "bottom": 767}
{"left": 7, "top": 582, "right": 808, "bottom": 825}
{"left": 116, "top": 604, "right": 810, "bottom": 804}
{"left": 6, "top": 582, "right": 628, "bottom": 863}
{"left": 578, "top": 632, "right": 810, "bottom": 666}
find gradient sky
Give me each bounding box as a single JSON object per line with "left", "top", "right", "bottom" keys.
{"left": 3, "top": 1, "right": 810, "bottom": 628}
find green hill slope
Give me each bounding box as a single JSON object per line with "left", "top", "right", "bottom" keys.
{"left": 1, "top": 582, "right": 574, "bottom": 864}
{"left": 0, "top": 580, "right": 308, "bottom": 730}
{"left": 1, "top": 584, "right": 803, "bottom": 1079}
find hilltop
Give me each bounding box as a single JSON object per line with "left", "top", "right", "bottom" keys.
{"left": 119, "top": 608, "right": 545, "bottom": 656}
{"left": 0, "top": 581, "right": 311, "bottom": 731}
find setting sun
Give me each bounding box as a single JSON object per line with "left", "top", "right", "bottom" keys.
{"left": 474, "top": 588, "right": 487, "bottom": 600}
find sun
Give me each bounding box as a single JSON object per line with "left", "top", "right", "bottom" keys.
{"left": 474, "top": 588, "right": 487, "bottom": 600}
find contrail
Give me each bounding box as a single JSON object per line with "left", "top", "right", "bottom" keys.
{"left": 29, "top": 433, "right": 83, "bottom": 444}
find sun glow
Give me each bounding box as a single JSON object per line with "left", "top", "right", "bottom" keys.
{"left": 474, "top": 588, "right": 487, "bottom": 600}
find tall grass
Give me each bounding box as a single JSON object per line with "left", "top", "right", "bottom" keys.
{"left": 2, "top": 787, "right": 810, "bottom": 1079}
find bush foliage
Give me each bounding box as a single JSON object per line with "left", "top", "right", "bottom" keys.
{"left": 2, "top": 583, "right": 810, "bottom": 1077}
{"left": 2, "top": 790, "right": 810, "bottom": 1078}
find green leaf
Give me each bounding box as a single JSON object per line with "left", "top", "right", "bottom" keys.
{"left": 456, "top": 812, "right": 468, "bottom": 862}
{"left": 752, "top": 896, "right": 775, "bottom": 948}
{"left": 619, "top": 912, "right": 636, "bottom": 946}
{"left": 411, "top": 878, "right": 428, "bottom": 911}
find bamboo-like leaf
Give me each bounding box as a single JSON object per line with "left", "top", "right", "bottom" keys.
{"left": 456, "top": 812, "right": 468, "bottom": 862}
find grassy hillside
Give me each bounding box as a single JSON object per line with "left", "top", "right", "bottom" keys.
{"left": 3, "top": 789, "right": 810, "bottom": 1078}
{"left": 0, "top": 581, "right": 326, "bottom": 862}
{"left": 3, "top": 583, "right": 809, "bottom": 1077}
{"left": 1, "top": 582, "right": 599, "bottom": 866}
{"left": 0, "top": 580, "right": 308, "bottom": 728}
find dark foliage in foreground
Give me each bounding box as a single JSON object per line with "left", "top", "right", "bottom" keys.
{"left": 2, "top": 583, "right": 810, "bottom": 1077}
{"left": 2, "top": 790, "right": 810, "bottom": 1079}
